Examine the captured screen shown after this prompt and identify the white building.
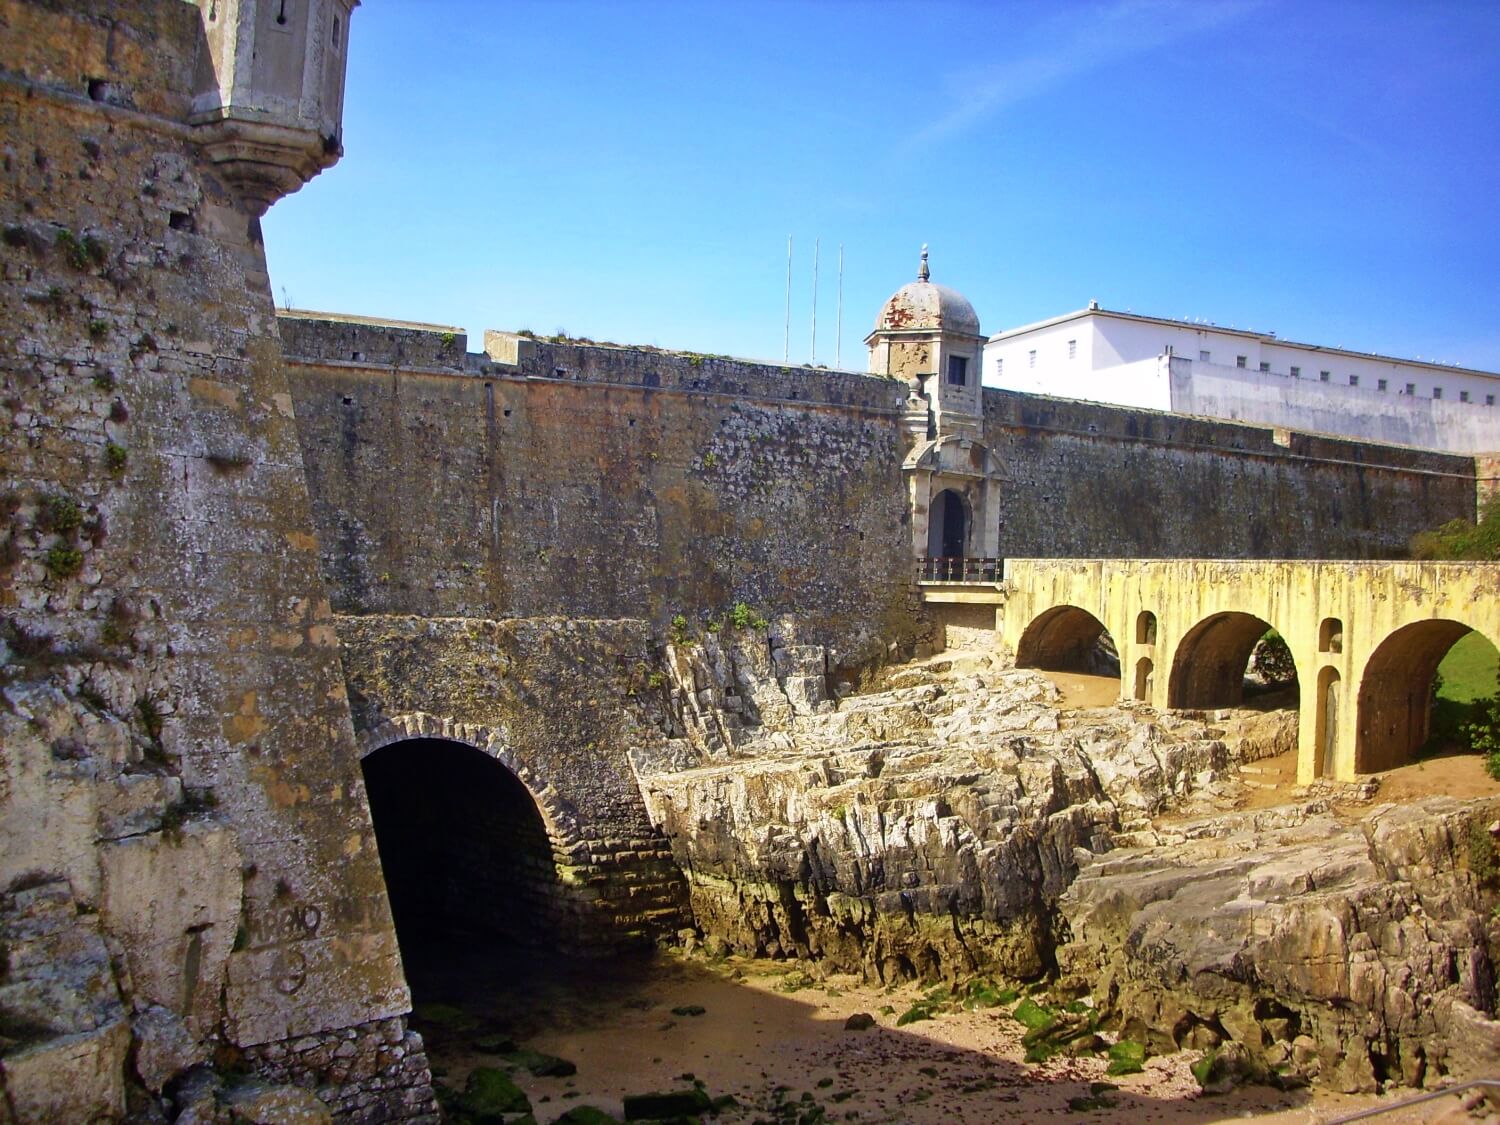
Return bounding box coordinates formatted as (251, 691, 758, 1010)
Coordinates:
(984, 304, 1500, 454)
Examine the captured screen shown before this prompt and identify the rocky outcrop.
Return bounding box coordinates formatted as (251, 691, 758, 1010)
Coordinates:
(637, 643, 1500, 1092)
(1058, 797, 1500, 1092)
(638, 648, 1271, 982)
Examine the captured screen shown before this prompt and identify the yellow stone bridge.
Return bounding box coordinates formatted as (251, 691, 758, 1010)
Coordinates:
(923, 559, 1500, 783)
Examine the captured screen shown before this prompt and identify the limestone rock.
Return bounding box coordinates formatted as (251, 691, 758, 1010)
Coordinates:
(222, 1081, 333, 1124)
(132, 1003, 207, 1094)
(0, 880, 130, 1121)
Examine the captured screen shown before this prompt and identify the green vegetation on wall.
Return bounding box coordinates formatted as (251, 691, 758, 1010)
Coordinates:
(1412, 495, 1500, 561)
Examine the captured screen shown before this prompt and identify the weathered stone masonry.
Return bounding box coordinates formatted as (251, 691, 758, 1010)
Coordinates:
(283, 317, 1479, 645)
(280, 317, 924, 672)
(0, 3, 433, 1119)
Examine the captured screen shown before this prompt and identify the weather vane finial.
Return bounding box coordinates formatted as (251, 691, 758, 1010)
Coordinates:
(918, 244, 930, 282)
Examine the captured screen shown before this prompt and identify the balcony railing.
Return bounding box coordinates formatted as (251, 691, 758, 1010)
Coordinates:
(917, 557, 1002, 584)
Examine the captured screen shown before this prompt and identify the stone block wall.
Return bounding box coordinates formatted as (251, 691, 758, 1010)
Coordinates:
(337, 614, 692, 952)
(283, 323, 922, 672)
(983, 389, 1476, 558)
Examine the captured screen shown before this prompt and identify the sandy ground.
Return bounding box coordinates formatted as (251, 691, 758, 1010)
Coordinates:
(1238, 746, 1500, 812)
(1037, 670, 1123, 710)
(1029, 667, 1500, 812)
(413, 951, 1472, 1124)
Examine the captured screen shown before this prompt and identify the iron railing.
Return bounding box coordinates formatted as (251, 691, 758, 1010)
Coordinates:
(917, 557, 1002, 584)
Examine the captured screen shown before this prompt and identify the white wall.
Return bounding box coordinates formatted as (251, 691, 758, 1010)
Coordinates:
(986, 319, 1095, 393)
(1169, 358, 1500, 454)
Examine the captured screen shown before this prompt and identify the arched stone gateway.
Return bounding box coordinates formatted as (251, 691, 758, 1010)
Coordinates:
(1015, 605, 1118, 676)
(928, 488, 969, 561)
(352, 709, 689, 958)
(1355, 619, 1486, 774)
(359, 712, 575, 845)
(362, 736, 566, 961)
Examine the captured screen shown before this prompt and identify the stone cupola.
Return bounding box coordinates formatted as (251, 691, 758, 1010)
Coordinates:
(866, 246, 985, 442)
(188, 0, 359, 215)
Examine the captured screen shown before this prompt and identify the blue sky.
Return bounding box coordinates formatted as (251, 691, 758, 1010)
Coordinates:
(263, 0, 1500, 375)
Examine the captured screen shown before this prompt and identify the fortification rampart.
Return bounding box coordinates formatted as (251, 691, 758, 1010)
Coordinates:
(983, 387, 1476, 558)
(0, 4, 431, 1119)
(282, 317, 922, 672)
(282, 316, 1480, 641)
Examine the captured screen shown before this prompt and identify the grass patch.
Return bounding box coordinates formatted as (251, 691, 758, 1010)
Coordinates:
(1439, 633, 1499, 704)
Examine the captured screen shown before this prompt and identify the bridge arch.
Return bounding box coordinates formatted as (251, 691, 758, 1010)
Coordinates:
(1015, 605, 1118, 675)
(1168, 611, 1297, 709)
(1354, 620, 1491, 774)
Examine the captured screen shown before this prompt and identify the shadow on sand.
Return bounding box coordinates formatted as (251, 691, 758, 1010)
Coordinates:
(403, 935, 1318, 1125)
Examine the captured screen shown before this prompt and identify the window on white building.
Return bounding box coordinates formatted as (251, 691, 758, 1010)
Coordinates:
(1488, 394, 1496, 407)
(1377, 378, 1388, 391)
(1290, 366, 1301, 378)
(1349, 375, 1359, 387)
(1199, 350, 1210, 362)
(1460, 390, 1471, 403)
(1068, 339, 1077, 359)
(1404, 382, 1416, 395)
(1236, 355, 1247, 368)
(1319, 371, 1331, 383)
(1433, 387, 1443, 400)
(1028, 350, 1036, 368)
(996, 358, 1004, 375)
(1258, 362, 1270, 372)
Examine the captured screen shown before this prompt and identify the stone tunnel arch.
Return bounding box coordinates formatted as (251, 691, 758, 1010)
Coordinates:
(1355, 619, 1491, 774)
(356, 714, 582, 996)
(1015, 605, 1119, 675)
(1169, 611, 1297, 709)
(361, 737, 567, 972)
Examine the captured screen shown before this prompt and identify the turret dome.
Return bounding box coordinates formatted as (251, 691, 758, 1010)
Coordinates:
(873, 246, 980, 337)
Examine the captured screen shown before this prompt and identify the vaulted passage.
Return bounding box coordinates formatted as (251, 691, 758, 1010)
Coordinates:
(1169, 612, 1296, 709)
(1015, 606, 1119, 675)
(1356, 620, 1485, 774)
(361, 738, 561, 970)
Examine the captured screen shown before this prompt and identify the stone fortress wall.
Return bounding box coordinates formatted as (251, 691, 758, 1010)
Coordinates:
(0, 3, 429, 1118)
(982, 390, 1476, 559)
(281, 316, 1480, 628)
(278, 316, 923, 672)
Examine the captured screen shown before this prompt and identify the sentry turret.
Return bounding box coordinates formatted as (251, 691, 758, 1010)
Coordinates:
(188, 0, 358, 215)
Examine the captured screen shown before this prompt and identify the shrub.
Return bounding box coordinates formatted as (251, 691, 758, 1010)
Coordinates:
(728, 601, 768, 631)
(1471, 698, 1500, 779)
(44, 545, 83, 577)
(104, 442, 127, 475)
(1412, 495, 1500, 561)
(40, 494, 83, 535)
(1252, 630, 1296, 685)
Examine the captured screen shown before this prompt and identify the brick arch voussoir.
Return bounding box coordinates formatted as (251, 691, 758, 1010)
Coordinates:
(356, 711, 580, 851)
